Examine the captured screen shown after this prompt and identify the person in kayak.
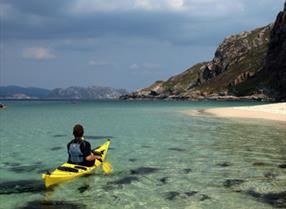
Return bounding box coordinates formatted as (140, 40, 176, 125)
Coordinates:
(67, 124, 102, 167)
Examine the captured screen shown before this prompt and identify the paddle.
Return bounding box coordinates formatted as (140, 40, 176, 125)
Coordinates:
(102, 161, 113, 174)
(92, 150, 113, 174)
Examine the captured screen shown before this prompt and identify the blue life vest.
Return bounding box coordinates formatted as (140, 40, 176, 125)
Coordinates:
(68, 142, 84, 163)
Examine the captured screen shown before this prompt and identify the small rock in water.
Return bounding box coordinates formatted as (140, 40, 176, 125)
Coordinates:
(217, 162, 231, 167)
(130, 167, 159, 175)
(78, 185, 90, 193)
(278, 164, 286, 169)
(17, 200, 86, 209)
(223, 179, 244, 188)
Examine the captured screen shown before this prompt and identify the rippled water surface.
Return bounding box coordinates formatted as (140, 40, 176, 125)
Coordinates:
(0, 101, 285, 209)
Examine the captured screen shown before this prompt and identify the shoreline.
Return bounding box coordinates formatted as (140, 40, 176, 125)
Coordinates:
(183, 102, 286, 122)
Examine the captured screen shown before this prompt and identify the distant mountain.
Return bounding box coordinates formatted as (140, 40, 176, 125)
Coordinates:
(0, 85, 50, 99)
(121, 4, 286, 101)
(0, 85, 128, 99)
(48, 86, 128, 99)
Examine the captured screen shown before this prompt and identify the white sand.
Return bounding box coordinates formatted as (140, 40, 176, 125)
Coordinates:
(183, 102, 286, 122)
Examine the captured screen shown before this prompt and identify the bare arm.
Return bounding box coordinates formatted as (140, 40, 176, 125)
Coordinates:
(85, 153, 102, 161)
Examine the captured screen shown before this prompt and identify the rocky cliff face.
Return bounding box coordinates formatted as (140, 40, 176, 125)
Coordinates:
(261, 3, 286, 99)
(121, 4, 285, 101)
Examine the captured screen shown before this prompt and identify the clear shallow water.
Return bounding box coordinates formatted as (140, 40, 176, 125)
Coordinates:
(0, 100, 285, 209)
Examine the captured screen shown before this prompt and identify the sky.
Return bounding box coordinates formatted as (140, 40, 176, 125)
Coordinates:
(0, 0, 284, 91)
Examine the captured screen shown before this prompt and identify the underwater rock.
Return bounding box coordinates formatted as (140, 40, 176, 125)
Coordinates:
(159, 177, 169, 184)
(165, 191, 180, 200)
(130, 167, 159, 175)
(185, 191, 198, 197)
(223, 179, 244, 188)
(53, 134, 67, 138)
(217, 162, 232, 167)
(200, 194, 211, 201)
(50, 146, 62, 151)
(142, 145, 151, 148)
(165, 191, 198, 200)
(9, 165, 39, 173)
(3, 162, 21, 166)
(264, 171, 278, 179)
(78, 185, 90, 193)
(247, 190, 286, 208)
(17, 200, 86, 209)
(253, 161, 268, 166)
(0, 180, 45, 194)
(168, 147, 186, 152)
(278, 164, 286, 168)
(36, 169, 54, 174)
(183, 168, 192, 174)
(110, 176, 139, 185)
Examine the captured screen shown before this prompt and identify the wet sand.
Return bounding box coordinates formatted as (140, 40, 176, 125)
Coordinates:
(184, 103, 286, 122)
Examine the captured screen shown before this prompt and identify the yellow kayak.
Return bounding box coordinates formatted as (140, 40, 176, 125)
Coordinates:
(42, 139, 111, 188)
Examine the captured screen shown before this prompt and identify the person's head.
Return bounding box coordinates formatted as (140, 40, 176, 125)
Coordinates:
(73, 124, 84, 138)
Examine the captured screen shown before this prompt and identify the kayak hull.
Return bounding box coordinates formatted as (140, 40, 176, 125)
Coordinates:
(42, 139, 110, 188)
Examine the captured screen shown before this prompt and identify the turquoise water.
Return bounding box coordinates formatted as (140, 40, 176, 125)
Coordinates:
(0, 101, 285, 209)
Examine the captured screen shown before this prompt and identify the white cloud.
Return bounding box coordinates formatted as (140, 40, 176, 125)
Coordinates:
(143, 62, 161, 69)
(69, 0, 245, 15)
(167, 0, 184, 10)
(129, 63, 140, 69)
(22, 47, 55, 60)
(88, 59, 111, 66)
(185, 0, 245, 17)
(0, 3, 12, 18)
(69, 0, 133, 13)
(70, 0, 187, 13)
(129, 62, 161, 70)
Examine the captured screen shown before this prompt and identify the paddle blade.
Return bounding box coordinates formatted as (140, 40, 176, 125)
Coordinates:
(102, 162, 113, 174)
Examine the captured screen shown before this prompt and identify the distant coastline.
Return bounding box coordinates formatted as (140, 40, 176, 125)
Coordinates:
(0, 85, 128, 100)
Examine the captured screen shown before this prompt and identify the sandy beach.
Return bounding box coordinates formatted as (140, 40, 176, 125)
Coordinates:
(183, 102, 286, 122)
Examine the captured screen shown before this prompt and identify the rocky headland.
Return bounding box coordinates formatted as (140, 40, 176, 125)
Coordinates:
(121, 4, 286, 101)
